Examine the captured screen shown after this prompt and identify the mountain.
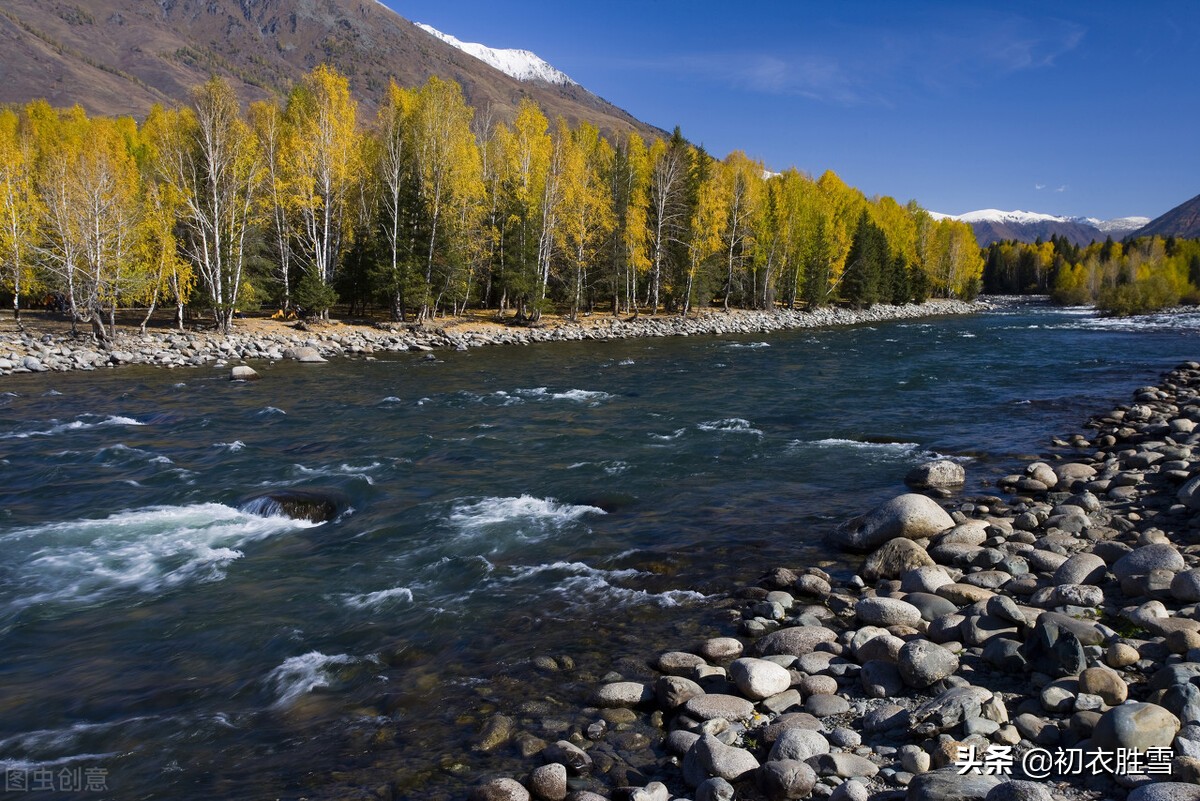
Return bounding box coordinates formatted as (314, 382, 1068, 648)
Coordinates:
(415, 23, 576, 87)
(0, 0, 661, 140)
(930, 209, 1150, 248)
(1133, 193, 1200, 240)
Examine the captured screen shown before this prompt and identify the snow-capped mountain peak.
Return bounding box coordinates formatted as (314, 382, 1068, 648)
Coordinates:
(931, 209, 1148, 234)
(416, 23, 577, 87)
(1086, 216, 1152, 234)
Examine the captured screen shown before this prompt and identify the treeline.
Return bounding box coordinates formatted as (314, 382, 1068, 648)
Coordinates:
(983, 234, 1200, 315)
(0, 66, 983, 334)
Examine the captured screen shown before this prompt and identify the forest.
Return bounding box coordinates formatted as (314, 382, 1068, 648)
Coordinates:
(0, 66, 984, 334)
(982, 234, 1200, 315)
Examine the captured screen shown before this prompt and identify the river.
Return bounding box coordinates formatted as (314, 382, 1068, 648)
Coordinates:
(0, 301, 1197, 799)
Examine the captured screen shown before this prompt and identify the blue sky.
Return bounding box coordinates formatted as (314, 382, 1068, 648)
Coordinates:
(381, 1, 1199, 221)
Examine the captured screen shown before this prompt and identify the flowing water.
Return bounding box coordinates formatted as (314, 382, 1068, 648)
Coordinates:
(1, 302, 1199, 799)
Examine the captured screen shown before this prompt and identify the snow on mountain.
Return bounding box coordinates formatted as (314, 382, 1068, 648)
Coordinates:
(929, 209, 1151, 247)
(1086, 216, 1152, 235)
(416, 23, 577, 86)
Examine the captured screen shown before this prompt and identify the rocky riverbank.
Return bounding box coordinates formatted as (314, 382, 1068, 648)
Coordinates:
(0, 300, 982, 376)
(465, 362, 1200, 801)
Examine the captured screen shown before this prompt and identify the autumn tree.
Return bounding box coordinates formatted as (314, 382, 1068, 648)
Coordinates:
(556, 121, 615, 320)
(605, 132, 650, 315)
(0, 108, 40, 326)
(374, 81, 418, 320)
(410, 76, 483, 320)
(646, 129, 690, 314)
(285, 65, 361, 316)
(718, 151, 763, 309)
(152, 77, 263, 333)
(681, 147, 723, 315)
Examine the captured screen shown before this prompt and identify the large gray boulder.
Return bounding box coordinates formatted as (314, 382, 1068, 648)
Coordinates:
(1091, 702, 1180, 753)
(835, 494, 955, 552)
(861, 538, 936, 582)
(730, 658, 792, 700)
(905, 460, 966, 489)
(283, 345, 327, 363)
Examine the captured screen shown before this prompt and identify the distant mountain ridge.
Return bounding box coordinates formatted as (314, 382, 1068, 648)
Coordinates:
(930, 209, 1150, 247)
(0, 0, 661, 140)
(1133, 193, 1200, 240)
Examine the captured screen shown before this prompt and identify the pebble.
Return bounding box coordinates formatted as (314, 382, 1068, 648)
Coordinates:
(468, 361, 1200, 801)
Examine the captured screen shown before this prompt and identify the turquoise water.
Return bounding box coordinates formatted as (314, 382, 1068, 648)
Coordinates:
(0, 302, 1197, 799)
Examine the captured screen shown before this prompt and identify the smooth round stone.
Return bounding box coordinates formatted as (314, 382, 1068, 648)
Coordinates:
(901, 565, 954, 594)
(1113, 544, 1186, 580)
(769, 727, 831, 761)
(1092, 702, 1181, 753)
(760, 713, 824, 743)
(1172, 569, 1200, 602)
(856, 597, 923, 628)
(699, 637, 744, 662)
(529, 763, 567, 801)
(836, 493, 955, 552)
(684, 693, 756, 722)
(984, 779, 1054, 801)
(799, 674, 838, 696)
(659, 651, 707, 675)
(830, 779, 871, 801)
(1127, 784, 1200, 801)
(729, 657, 792, 700)
(905, 592, 959, 622)
(755, 626, 837, 657)
(804, 693, 851, 717)
(758, 759, 818, 800)
(937, 583, 995, 605)
(229, 365, 259, 380)
(471, 777, 531, 801)
(795, 574, 832, 597)
(828, 726, 861, 748)
(906, 460, 966, 489)
(695, 777, 735, 801)
(1078, 667, 1128, 706)
(592, 681, 652, 708)
(1105, 642, 1141, 669)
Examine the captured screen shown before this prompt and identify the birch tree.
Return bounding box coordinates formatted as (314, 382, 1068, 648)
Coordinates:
(285, 65, 360, 316)
(556, 121, 615, 320)
(0, 108, 40, 327)
(410, 76, 483, 320)
(152, 77, 262, 333)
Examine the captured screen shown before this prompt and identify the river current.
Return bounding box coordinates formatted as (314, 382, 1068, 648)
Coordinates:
(1, 302, 1198, 799)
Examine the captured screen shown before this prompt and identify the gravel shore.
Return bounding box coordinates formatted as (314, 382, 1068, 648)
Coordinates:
(0, 300, 982, 377)
(466, 361, 1200, 801)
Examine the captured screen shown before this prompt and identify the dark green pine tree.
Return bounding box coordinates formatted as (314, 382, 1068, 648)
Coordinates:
(842, 210, 887, 308)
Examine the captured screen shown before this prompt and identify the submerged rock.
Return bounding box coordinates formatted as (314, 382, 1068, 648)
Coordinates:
(238, 488, 347, 523)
